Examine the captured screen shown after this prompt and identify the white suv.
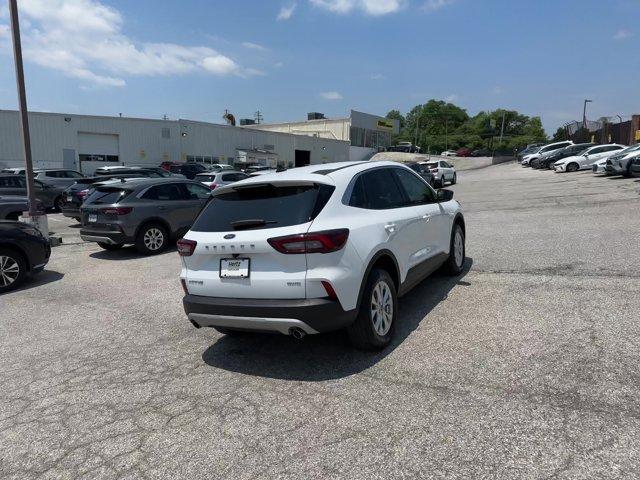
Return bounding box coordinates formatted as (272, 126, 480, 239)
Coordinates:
(178, 161, 466, 350)
(423, 160, 457, 187)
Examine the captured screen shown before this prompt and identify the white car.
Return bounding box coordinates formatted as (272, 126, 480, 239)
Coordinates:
(195, 171, 248, 190)
(603, 144, 640, 176)
(441, 150, 457, 157)
(554, 144, 626, 172)
(592, 158, 608, 174)
(178, 161, 466, 350)
(522, 141, 573, 166)
(422, 160, 456, 187)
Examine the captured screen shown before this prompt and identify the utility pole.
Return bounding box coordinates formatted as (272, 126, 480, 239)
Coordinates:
(445, 117, 449, 151)
(8, 0, 38, 218)
(499, 111, 506, 144)
(582, 99, 592, 142)
(254, 110, 263, 124)
(414, 116, 420, 148)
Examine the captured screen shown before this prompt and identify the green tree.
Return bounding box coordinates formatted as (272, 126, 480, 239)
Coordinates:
(552, 127, 566, 141)
(385, 109, 405, 129)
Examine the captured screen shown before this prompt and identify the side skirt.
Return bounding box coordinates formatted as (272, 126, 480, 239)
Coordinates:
(398, 252, 449, 297)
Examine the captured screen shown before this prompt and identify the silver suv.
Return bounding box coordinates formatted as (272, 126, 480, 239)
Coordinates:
(79, 178, 211, 254)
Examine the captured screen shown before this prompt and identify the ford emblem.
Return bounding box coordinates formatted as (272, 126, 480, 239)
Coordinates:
(224, 234, 236, 239)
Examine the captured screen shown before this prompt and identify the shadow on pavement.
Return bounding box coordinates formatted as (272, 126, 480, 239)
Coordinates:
(201, 258, 473, 381)
(11, 270, 64, 293)
(89, 245, 177, 260)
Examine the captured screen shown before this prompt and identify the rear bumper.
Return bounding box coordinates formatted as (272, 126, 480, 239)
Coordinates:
(183, 294, 357, 335)
(80, 228, 131, 245)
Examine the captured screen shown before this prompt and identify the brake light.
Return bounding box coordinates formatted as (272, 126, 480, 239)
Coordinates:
(209, 183, 218, 190)
(77, 189, 89, 199)
(102, 207, 133, 215)
(268, 229, 349, 254)
(177, 238, 197, 256)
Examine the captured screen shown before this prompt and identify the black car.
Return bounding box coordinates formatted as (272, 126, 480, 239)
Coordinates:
(470, 149, 492, 157)
(169, 163, 207, 179)
(0, 221, 50, 292)
(537, 143, 596, 170)
(61, 173, 149, 221)
(406, 162, 436, 187)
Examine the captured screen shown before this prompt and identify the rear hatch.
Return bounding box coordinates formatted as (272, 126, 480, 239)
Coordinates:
(182, 181, 334, 299)
(81, 186, 133, 227)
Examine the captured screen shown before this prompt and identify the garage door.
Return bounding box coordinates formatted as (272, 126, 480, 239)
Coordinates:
(78, 133, 120, 175)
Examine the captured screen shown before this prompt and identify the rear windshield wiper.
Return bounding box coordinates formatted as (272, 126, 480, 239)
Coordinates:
(229, 219, 277, 230)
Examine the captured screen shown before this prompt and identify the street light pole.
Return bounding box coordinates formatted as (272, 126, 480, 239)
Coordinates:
(8, 0, 38, 217)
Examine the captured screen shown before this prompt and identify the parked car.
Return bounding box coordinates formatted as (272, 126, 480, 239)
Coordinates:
(471, 149, 492, 157)
(159, 161, 184, 172)
(422, 160, 456, 187)
(244, 165, 275, 174)
(178, 160, 466, 349)
(554, 144, 626, 172)
(60, 174, 148, 221)
(94, 166, 165, 178)
(123, 166, 185, 178)
(440, 150, 457, 157)
(522, 141, 573, 166)
(248, 169, 279, 177)
(33, 169, 85, 188)
(604, 144, 640, 176)
(0, 196, 45, 220)
(630, 156, 640, 177)
(195, 171, 249, 190)
(0, 174, 65, 211)
(168, 163, 208, 179)
(0, 220, 51, 292)
(204, 164, 235, 173)
(0, 167, 26, 175)
(406, 162, 435, 187)
(592, 158, 608, 174)
(79, 178, 211, 254)
(534, 143, 595, 169)
(517, 145, 542, 163)
(456, 148, 471, 157)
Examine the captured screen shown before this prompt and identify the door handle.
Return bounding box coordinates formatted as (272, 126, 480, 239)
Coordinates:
(384, 224, 396, 233)
(421, 214, 431, 222)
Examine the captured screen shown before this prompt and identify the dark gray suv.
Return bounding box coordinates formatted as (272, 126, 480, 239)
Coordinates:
(79, 178, 211, 254)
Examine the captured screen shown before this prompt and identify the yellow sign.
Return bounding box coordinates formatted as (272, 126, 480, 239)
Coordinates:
(635, 130, 640, 141)
(139, 149, 146, 159)
(376, 119, 394, 131)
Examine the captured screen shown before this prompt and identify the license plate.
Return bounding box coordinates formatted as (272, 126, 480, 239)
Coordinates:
(67, 196, 73, 202)
(88, 214, 97, 223)
(220, 258, 250, 278)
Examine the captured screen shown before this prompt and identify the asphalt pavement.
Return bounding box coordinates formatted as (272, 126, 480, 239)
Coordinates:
(1, 163, 639, 479)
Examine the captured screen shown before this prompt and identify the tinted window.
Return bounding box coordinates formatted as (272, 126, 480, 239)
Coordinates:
(191, 184, 335, 232)
(393, 169, 437, 205)
(142, 183, 184, 200)
(196, 174, 216, 182)
(85, 188, 131, 205)
(351, 169, 405, 210)
(0, 177, 23, 188)
(184, 183, 210, 199)
(45, 171, 62, 178)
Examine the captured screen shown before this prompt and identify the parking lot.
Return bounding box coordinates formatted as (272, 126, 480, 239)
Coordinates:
(2, 162, 640, 479)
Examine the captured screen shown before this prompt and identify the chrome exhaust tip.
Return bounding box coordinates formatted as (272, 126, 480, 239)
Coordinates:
(289, 327, 306, 340)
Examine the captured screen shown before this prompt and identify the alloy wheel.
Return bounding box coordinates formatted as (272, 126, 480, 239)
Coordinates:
(370, 280, 393, 336)
(0, 255, 20, 288)
(143, 228, 165, 251)
(454, 230, 464, 268)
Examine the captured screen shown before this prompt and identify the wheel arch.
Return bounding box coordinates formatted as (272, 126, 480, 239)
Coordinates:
(134, 217, 172, 240)
(0, 241, 30, 272)
(355, 249, 401, 311)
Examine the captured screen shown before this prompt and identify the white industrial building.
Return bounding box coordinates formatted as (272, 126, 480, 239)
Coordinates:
(0, 110, 350, 175)
(247, 110, 400, 161)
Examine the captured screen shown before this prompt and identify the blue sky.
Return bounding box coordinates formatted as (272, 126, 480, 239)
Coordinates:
(0, 0, 638, 134)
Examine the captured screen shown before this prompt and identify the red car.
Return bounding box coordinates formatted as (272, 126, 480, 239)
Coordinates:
(159, 161, 183, 171)
(456, 148, 471, 157)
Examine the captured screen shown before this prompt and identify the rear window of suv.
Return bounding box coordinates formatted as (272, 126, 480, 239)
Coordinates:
(191, 183, 335, 232)
(84, 187, 131, 205)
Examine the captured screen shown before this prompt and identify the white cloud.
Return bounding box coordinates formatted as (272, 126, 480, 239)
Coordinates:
(242, 41, 268, 51)
(613, 29, 633, 40)
(422, 0, 456, 12)
(321, 91, 343, 100)
(371, 73, 384, 80)
(445, 94, 459, 102)
(277, 3, 297, 20)
(0, 0, 250, 87)
(310, 0, 405, 16)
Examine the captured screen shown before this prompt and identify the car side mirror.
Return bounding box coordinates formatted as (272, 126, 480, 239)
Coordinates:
(437, 189, 454, 202)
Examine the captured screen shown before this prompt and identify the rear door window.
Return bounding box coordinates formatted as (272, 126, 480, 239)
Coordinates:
(349, 168, 405, 210)
(191, 183, 335, 232)
(142, 183, 185, 201)
(392, 169, 437, 205)
(183, 183, 210, 199)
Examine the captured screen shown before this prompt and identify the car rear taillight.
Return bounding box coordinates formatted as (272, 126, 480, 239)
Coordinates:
(268, 229, 349, 254)
(77, 189, 89, 199)
(102, 207, 133, 215)
(177, 238, 197, 256)
(209, 183, 218, 190)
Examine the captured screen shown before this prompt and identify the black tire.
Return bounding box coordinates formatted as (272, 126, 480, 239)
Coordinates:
(623, 163, 633, 178)
(566, 163, 579, 173)
(6, 212, 20, 221)
(347, 268, 397, 350)
(73, 217, 81, 223)
(97, 242, 124, 251)
(451, 173, 457, 185)
(53, 196, 64, 212)
(0, 248, 27, 293)
(135, 223, 169, 255)
(442, 223, 465, 276)
(436, 178, 444, 188)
